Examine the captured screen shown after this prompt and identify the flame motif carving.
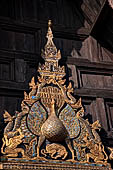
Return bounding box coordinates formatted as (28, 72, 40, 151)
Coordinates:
(1, 20, 112, 168)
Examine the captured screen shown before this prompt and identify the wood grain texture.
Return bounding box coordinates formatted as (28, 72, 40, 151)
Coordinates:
(0, 0, 113, 156)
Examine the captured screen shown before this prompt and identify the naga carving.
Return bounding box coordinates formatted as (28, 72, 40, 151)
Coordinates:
(0, 20, 111, 168)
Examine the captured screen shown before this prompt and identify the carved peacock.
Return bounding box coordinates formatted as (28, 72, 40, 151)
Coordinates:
(1, 20, 110, 166)
(25, 20, 83, 161)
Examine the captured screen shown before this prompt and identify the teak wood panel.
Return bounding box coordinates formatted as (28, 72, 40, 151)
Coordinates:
(0, 0, 113, 151)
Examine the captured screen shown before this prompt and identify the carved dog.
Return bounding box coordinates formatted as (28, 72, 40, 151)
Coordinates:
(41, 143, 68, 160)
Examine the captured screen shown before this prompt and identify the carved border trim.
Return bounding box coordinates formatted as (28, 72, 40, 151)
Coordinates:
(0, 162, 111, 170)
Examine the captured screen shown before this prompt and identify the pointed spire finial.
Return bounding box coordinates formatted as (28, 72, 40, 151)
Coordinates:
(46, 20, 53, 40)
(38, 20, 66, 81)
(44, 20, 58, 60)
(48, 20, 52, 28)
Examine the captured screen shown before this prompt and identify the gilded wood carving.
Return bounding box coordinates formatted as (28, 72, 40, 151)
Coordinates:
(1, 20, 112, 168)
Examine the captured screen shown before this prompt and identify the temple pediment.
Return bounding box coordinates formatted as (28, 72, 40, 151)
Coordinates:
(0, 20, 112, 170)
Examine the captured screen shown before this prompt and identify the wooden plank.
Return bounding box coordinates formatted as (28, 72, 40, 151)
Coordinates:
(75, 88, 113, 99)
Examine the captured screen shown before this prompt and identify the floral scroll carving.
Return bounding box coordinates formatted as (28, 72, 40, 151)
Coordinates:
(1, 20, 112, 168)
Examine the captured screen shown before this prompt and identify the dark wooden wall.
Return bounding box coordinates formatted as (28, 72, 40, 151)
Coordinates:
(0, 0, 113, 153)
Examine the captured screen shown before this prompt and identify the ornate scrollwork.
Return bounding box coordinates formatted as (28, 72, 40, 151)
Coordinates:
(83, 132, 108, 164)
(2, 128, 27, 158)
(1, 20, 111, 168)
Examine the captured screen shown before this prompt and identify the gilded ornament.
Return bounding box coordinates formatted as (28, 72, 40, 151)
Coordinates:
(41, 143, 68, 160)
(0, 20, 111, 169)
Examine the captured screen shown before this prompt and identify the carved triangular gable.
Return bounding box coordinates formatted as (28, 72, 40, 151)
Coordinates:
(0, 20, 112, 170)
